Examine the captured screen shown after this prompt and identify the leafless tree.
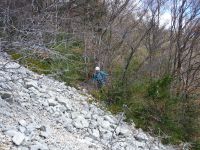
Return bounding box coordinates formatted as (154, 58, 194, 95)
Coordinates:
(168, 0, 200, 97)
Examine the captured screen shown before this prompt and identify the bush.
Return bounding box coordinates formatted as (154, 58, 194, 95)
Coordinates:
(147, 75, 173, 100)
(8, 40, 85, 86)
(92, 73, 189, 145)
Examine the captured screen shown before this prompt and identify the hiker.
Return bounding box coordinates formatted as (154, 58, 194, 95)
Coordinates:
(92, 66, 108, 89)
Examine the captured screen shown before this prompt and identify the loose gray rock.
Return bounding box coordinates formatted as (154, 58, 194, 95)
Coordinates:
(104, 115, 116, 124)
(1, 92, 12, 99)
(102, 130, 113, 141)
(64, 124, 76, 133)
(4, 129, 19, 137)
(91, 129, 100, 139)
(26, 123, 36, 133)
(48, 98, 57, 106)
(17, 146, 29, 150)
(73, 116, 89, 129)
(89, 120, 98, 128)
(99, 120, 111, 129)
(63, 118, 73, 125)
(134, 132, 149, 142)
(30, 142, 49, 150)
(40, 131, 49, 138)
(25, 81, 38, 89)
(12, 132, 25, 145)
(19, 120, 27, 126)
(116, 126, 130, 137)
(0, 92, 13, 103)
(19, 126, 26, 133)
(55, 97, 72, 111)
(71, 112, 81, 119)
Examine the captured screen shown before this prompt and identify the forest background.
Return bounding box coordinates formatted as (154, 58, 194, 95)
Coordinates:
(0, 0, 200, 149)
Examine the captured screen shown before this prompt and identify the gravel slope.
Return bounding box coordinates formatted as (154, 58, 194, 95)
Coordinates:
(0, 52, 176, 150)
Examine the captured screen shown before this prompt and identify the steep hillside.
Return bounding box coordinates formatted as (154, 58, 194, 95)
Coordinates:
(0, 52, 177, 150)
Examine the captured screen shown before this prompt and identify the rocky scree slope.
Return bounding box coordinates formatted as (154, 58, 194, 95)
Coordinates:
(0, 52, 175, 150)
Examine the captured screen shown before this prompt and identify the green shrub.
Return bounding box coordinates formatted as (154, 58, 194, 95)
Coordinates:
(8, 39, 85, 85)
(193, 141, 200, 150)
(93, 73, 189, 145)
(147, 75, 173, 100)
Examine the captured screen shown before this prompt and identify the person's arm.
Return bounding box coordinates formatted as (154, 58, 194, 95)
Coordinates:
(101, 71, 109, 76)
(92, 73, 97, 81)
(100, 71, 108, 83)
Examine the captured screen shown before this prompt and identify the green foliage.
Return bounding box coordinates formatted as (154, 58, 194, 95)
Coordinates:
(24, 57, 51, 74)
(11, 53, 22, 60)
(50, 41, 85, 85)
(9, 39, 85, 86)
(10, 51, 51, 74)
(193, 141, 200, 150)
(92, 72, 193, 146)
(147, 75, 173, 100)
